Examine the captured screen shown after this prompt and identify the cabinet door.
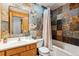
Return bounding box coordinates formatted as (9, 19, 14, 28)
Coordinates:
(20, 49, 37, 56)
(30, 44, 37, 49)
(20, 51, 31, 56)
(0, 51, 5, 56)
(30, 48, 37, 56)
(6, 46, 25, 56)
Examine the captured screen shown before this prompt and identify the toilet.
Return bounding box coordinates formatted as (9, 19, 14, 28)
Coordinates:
(37, 39, 50, 56)
(39, 47, 50, 56)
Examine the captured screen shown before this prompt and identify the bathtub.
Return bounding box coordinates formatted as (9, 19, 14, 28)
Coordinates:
(52, 45, 72, 56)
(37, 39, 79, 56)
(52, 40, 79, 56)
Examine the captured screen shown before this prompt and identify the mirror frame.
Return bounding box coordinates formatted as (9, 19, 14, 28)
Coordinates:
(8, 6, 29, 36)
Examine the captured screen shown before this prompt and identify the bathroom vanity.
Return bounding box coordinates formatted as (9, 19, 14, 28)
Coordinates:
(0, 38, 43, 56)
(0, 43, 37, 56)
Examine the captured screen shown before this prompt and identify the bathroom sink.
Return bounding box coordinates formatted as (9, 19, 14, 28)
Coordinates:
(6, 38, 19, 44)
(2, 37, 34, 44)
(20, 37, 34, 42)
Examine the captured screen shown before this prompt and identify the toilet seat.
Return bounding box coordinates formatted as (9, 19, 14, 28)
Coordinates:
(38, 47, 50, 56)
(39, 47, 49, 53)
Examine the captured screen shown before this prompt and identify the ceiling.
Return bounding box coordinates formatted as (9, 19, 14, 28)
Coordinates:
(38, 3, 65, 10)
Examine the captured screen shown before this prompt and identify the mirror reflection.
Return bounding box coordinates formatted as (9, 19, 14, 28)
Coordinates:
(12, 16, 22, 35)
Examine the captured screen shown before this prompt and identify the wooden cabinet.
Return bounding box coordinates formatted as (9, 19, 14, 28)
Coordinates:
(6, 46, 25, 56)
(25, 45, 30, 50)
(20, 50, 32, 56)
(11, 53, 20, 56)
(0, 51, 5, 56)
(20, 48, 37, 56)
(30, 48, 37, 56)
(0, 43, 37, 56)
(30, 44, 37, 49)
(20, 43, 37, 56)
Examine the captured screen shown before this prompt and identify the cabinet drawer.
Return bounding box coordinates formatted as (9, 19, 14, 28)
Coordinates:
(6, 46, 25, 56)
(30, 44, 36, 49)
(0, 51, 5, 56)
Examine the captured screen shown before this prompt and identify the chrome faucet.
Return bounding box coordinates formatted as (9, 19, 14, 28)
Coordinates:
(18, 38, 20, 41)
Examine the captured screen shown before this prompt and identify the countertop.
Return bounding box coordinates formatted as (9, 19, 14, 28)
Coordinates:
(0, 38, 43, 51)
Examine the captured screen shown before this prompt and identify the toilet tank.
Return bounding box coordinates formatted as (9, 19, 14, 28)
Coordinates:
(37, 39, 44, 48)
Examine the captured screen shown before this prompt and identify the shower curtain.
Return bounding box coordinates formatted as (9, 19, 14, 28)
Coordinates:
(43, 8, 52, 50)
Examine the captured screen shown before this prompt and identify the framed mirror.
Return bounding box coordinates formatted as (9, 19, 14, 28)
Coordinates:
(9, 6, 29, 37)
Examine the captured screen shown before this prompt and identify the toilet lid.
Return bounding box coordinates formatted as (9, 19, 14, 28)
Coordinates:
(39, 47, 49, 53)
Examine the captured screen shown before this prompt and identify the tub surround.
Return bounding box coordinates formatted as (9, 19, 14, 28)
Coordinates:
(0, 37, 43, 56)
(52, 4, 79, 46)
